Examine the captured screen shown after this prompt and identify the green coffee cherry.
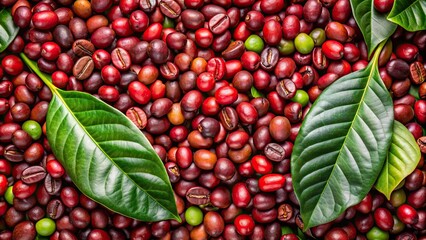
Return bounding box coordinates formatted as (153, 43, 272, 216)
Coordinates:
(294, 33, 315, 54)
(36, 218, 56, 236)
(185, 206, 203, 226)
(278, 39, 295, 56)
(366, 226, 389, 240)
(163, 17, 175, 28)
(291, 90, 309, 107)
(5, 186, 14, 205)
(22, 120, 42, 140)
(390, 188, 406, 208)
(310, 28, 326, 46)
(245, 35, 264, 54)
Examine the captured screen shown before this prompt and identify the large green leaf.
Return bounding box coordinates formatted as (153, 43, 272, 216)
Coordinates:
(375, 121, 421, 199)
(350, 0, 397, 57)
(387, 0, 426, 31)
(0, 8, 19, 53)
(291, 43, 394, 230)
(20, 53, 180, 222)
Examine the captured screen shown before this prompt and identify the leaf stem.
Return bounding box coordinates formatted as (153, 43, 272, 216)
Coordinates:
(19, 53, 58, 93)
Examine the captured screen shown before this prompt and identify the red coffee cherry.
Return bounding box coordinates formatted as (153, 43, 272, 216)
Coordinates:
(234, 214, 255, 236)
(397, 204, 419, 225)
(374, 0, 394, 13)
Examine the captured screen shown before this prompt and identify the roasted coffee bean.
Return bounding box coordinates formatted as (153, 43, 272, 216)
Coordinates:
(417, 136, 426, 153)
(409, 61, 426, 84)
(21, 166, 46, 184)
(264, 143, 286, 162)
(47, 199, 65, 219)
(278, 203, 293, 222)
(222, 40, 245, 60)
(111, 47, 132, 71)
(260, 47, 279, 71)
(140, 0, 157, 12)
(186, 186, 210, 205)
(44, 174, 62, 195)
(72, 39, 95, 57)
(73, 56, 95, 80)
(276, 79, 297, 99)
(159, 0, 181, 18)
(4, 145, 24, 162)
(209, 13, 230, 35)
(219, 107, 239, 131)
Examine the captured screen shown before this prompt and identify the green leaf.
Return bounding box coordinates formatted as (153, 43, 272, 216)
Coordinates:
(387, 0, 426, 31)
(350, 0, 397, 57)
(250, 86, 264, 98)
(0, 8, 19, 53)
(20, 53, 180, 222)
(291, 42, 394, 230)
(375, 121, 421, 199)
(409, 85, 420, 100)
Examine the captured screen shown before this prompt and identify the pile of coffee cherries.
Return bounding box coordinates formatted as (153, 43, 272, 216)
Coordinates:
(0, 0, 425, 238)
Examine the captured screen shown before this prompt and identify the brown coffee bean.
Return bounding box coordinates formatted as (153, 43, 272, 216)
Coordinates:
(4, 145, 24, 162)
(264, 143, 286, 162)
(159, 0, 181, 18)
(209, 13, 230, 35)
(260, 47, 279, 71)
(111, 47, 132, 71)
(313, 47, 328, 70)
(221, 40, 245, 60)
(47, 199, 65, 219)
(278, 203, 293, 222)
(126, 107, 147, 129)
(276, 79, 296, 99)
(21, 166, 46, 184)
(417, 136, 426, 154)
(160, 62, 179, 81)
(72, 39, 95, 57)
(219, 107, 239, 131)
(44, 174, 62, 195)
(186, 186, 210, 205)
(73, 56, 94, 80)
(409, 61, 426, 85)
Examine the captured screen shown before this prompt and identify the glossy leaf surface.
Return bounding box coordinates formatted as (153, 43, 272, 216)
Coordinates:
(375, 121, 421, 199)
(21, 54, 180, 222)
(291, 45, 394, 230)
(251, 86, 264, 98)
(350, 0, 397, 56)
(387, 0, 426, 31)
(0, 8, 19, 53)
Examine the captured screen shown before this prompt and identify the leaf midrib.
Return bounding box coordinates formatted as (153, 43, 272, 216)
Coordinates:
(305, 53, 381, 229)
(20, 53, 178, 220)
(388, 0, 420, 19)
(52, 91, 177, 219)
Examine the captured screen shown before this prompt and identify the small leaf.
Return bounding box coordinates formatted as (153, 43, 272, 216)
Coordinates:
(409, 85, 420, 100)
(375, 121, 421, 199)
(350, 0, 397, 56)
(291, 42, 394, 230)
(20, 54, 180, 222)
(251, 86, 264, 98)
(387, 0, 426, 31)
(0, 8, 19, 53)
